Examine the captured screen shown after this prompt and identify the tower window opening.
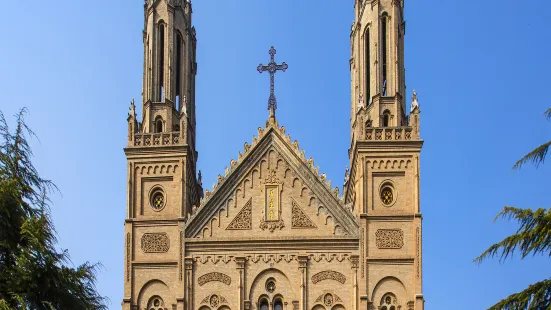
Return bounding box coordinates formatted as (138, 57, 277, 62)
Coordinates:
(381, 14, 388, 96)
(259, 299, 269, 310)
(176, 33, 183, 110)
(158, 23, 165, 102)
(365, 28, 371, 104)
(155, 116, 163, 133)
(383, 110, 390, 127)
(274, 299, 283, 310)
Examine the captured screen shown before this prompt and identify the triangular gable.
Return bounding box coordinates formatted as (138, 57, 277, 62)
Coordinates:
(184, 119, 359, 238)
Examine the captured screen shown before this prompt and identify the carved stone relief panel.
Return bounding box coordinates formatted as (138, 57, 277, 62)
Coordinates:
(197, 272, 232, 286)
(375, 229, 404, 249)
(291, 200, 317, 228)
(141, 233, 170, 253)
(311, 270, 346, 284)
(226, 199, 252, 230)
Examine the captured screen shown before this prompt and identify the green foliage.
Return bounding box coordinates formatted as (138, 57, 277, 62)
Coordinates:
(476, 107, 551, 309)
(0, 109, 107, 309)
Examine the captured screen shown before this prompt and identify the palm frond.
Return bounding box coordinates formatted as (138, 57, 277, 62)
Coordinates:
(474, 207, 551, 264)
(545, 107, 551, 120)
(512, 140, 551, 170)
(488, 278, 551, 310)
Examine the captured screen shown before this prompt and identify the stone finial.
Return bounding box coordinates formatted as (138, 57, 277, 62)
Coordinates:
(410, 89, 420, 113)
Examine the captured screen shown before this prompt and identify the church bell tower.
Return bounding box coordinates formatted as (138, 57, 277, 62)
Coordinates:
(346, 0, 424, 309)
(123, 0, 201, 309)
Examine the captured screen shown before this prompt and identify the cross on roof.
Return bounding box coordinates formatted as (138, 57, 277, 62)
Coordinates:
(257, 46, 288, 115)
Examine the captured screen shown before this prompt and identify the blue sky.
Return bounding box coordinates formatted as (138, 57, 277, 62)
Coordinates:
(1, 0, 551, 309)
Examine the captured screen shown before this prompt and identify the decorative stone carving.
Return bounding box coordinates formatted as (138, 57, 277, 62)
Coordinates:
(291, 200, 317, 228)
(264, 169, 283, 184)
(311, 270, 346, 284)
(200, 294, 228, 306)
(141, 233, 170, 253)
(375, 229, 404, 249)
(260, 217, 285, 232)
(324, 294, 333, 306)
(226, 199, 252, 230)
(315, 293, 342, 305)
(198, 272, 231, 286)
(210, 295, 219, 307)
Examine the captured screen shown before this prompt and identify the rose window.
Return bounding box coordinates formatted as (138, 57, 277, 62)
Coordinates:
(148, 296, 165, 310)
(150, 189, 166, 211)
(324, 294, 333, 307)
(266, 279, 276, 293)
(381, 187, 394, 206)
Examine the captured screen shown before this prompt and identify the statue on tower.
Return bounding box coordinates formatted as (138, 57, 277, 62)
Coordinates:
(410, 90, 420, 113)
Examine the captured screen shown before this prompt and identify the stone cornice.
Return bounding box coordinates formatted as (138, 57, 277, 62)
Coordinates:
(360, 213, 422, 221)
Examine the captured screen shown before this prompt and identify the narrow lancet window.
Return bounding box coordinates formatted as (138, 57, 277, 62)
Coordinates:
(158, 23, 165, 102)
(176, 33, 182, 110)
(365, 28, 371, 104)
(155, 117, 163, 133)
(381, 14, 388, 96)
(383, 110, 390, 127)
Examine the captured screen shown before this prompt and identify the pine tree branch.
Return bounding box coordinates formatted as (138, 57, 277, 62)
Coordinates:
(488, 278, 551, 310)
(474, 207, 551, 264)
(512, 140, 551, 170)
(545, 107, 551, 120)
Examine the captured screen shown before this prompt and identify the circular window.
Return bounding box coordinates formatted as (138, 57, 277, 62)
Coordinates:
(266, 279, 276, 293)
(324, 294, 333, 306)
(150, 188, 166, 211)
(379, 182, 396, 207)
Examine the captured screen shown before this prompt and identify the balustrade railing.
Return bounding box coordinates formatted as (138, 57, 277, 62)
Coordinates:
(131, 132, 182, 147)
(364, 127, 413, 141)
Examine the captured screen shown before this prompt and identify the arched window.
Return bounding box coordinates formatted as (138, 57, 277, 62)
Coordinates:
(155, 116, 163, 133)
(383, 110, 390, 127)
(381, 13, 388, 96)
(175, 32, 183, 110)
(147, 296, 165, 310)
(380, 294, 398, 310)
(158, 23, 165, 102)
(364, 28, 371, 104)
(274, 299, 283, 310)
(259, 299, 269, 310)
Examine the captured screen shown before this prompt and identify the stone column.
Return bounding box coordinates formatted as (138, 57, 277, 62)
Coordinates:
(184, 257, 194, 310)
(236, 257, 246, 310)
(298, 255, 308, 310)
(350, 255, 359, 310)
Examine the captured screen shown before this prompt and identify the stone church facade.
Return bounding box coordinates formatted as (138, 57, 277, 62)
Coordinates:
(123, 1, 424, 310)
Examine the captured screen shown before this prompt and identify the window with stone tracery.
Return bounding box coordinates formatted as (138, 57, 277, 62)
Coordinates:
(147, 296, 166, 310)
(380, 293, 398, 310)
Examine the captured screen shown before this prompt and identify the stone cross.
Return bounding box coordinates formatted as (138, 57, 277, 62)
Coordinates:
(257, 46, 288, 113)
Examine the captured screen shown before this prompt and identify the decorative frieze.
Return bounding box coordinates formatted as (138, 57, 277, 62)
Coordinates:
(375, 229, 404, 249)
(141, 233, 170, 253)
(311, 270, 346, 284)
(197, 272, 231, 286)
